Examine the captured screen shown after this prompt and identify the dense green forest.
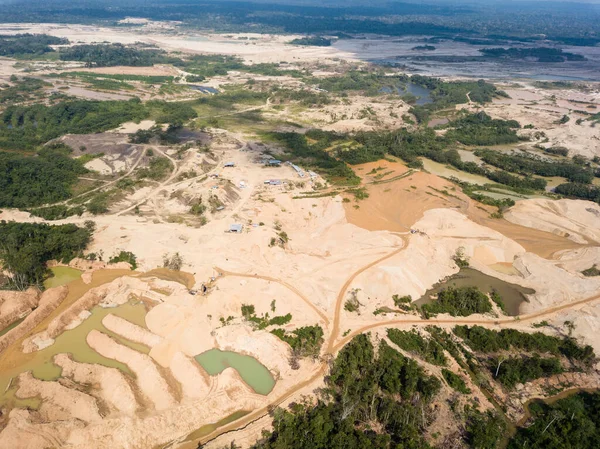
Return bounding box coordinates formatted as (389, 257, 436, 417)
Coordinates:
(59, 43, 179, 67)
(0, 98, 147, 150)
(508, 391, 600, 449)
(444, 112, 520, 146)
(0, 221, 92, 289)
(252, 334, 441, 449)
(251, 332, 507, 449)
(0, 98, 197, 151)
(0, 147, 87, 208)
(0, 33, 67, 56)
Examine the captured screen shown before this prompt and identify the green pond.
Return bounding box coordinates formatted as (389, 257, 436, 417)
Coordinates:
(183, 410, 250, 442)
(44, 266, 83, 289)
(415, 267, 535, 316)
(0, 317, 26, 338)
(0, 300, 148, 408)
(194, 349, 275, 395)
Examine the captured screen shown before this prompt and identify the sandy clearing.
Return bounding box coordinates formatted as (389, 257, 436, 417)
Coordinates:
(87, 330, 177, 411)
(16, 372, 102, 423)
(54, 353, 139, 415)
(505, 198, 600, 245)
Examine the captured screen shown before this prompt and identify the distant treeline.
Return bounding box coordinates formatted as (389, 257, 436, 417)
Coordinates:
(59, 43, 179, 67)
(480, 47, 586, 63)
(289, 36, 331, 46)
(0, 33, 67, 56)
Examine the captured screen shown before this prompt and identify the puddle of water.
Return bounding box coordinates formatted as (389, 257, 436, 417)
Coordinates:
(428, 117, 449, 128)
(415, 267, 535, 316)
(139, 268, 196, 289)
(0, 299, 148, 407)
(194, 349, 275, 395)
(488, 262, 520, 276)
(44, 266, 83, 289)
(421, 158, 490, 185)
(0, 317, 26, 338)
(183, 410, 249, 442)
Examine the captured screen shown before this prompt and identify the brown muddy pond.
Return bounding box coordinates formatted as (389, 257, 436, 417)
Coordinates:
(415, 268, 535, 316)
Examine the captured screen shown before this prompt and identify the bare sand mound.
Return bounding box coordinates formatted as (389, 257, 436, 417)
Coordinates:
(0, 288, 39, 330)
(54, 353, 139, 415)
(504, 199, 600, 245)
(0, 286, 67, 354)
(16, 372, 102, 423)
(344, 169, 468, 232)
(169, 352, 211, 401)
(87, 330, 177, 411)
(102, 314, 162, 348)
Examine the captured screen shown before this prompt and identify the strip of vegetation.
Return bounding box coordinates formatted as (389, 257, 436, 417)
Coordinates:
(480, 47, 586, 62)
(0, 221, 92, 289)
(270, 325, 324, 359)
(0, 77, 49, 105)
(60, 72, 175, 84)
(421, 286, 493, 317)
(289, 36, 331, 46)
(554, 182, 600, 203)
(108, 251, 137, 270)
(444, 111, 520, 146)
(476, 149, 595, 184)
(386, 328, 448, 366)
(492, 355, 563, 388)
(241, 304, 292, 330)
(453, 325, 596, 366)
(442, 368, 471, 393)
(28, 204, 85, 220)
(59, 43, 179, 67)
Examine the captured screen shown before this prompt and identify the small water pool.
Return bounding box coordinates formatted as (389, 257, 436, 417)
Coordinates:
(44, 267, 83, 289)
(415, 267, 535, 316)
(194, 349, 275, 395)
